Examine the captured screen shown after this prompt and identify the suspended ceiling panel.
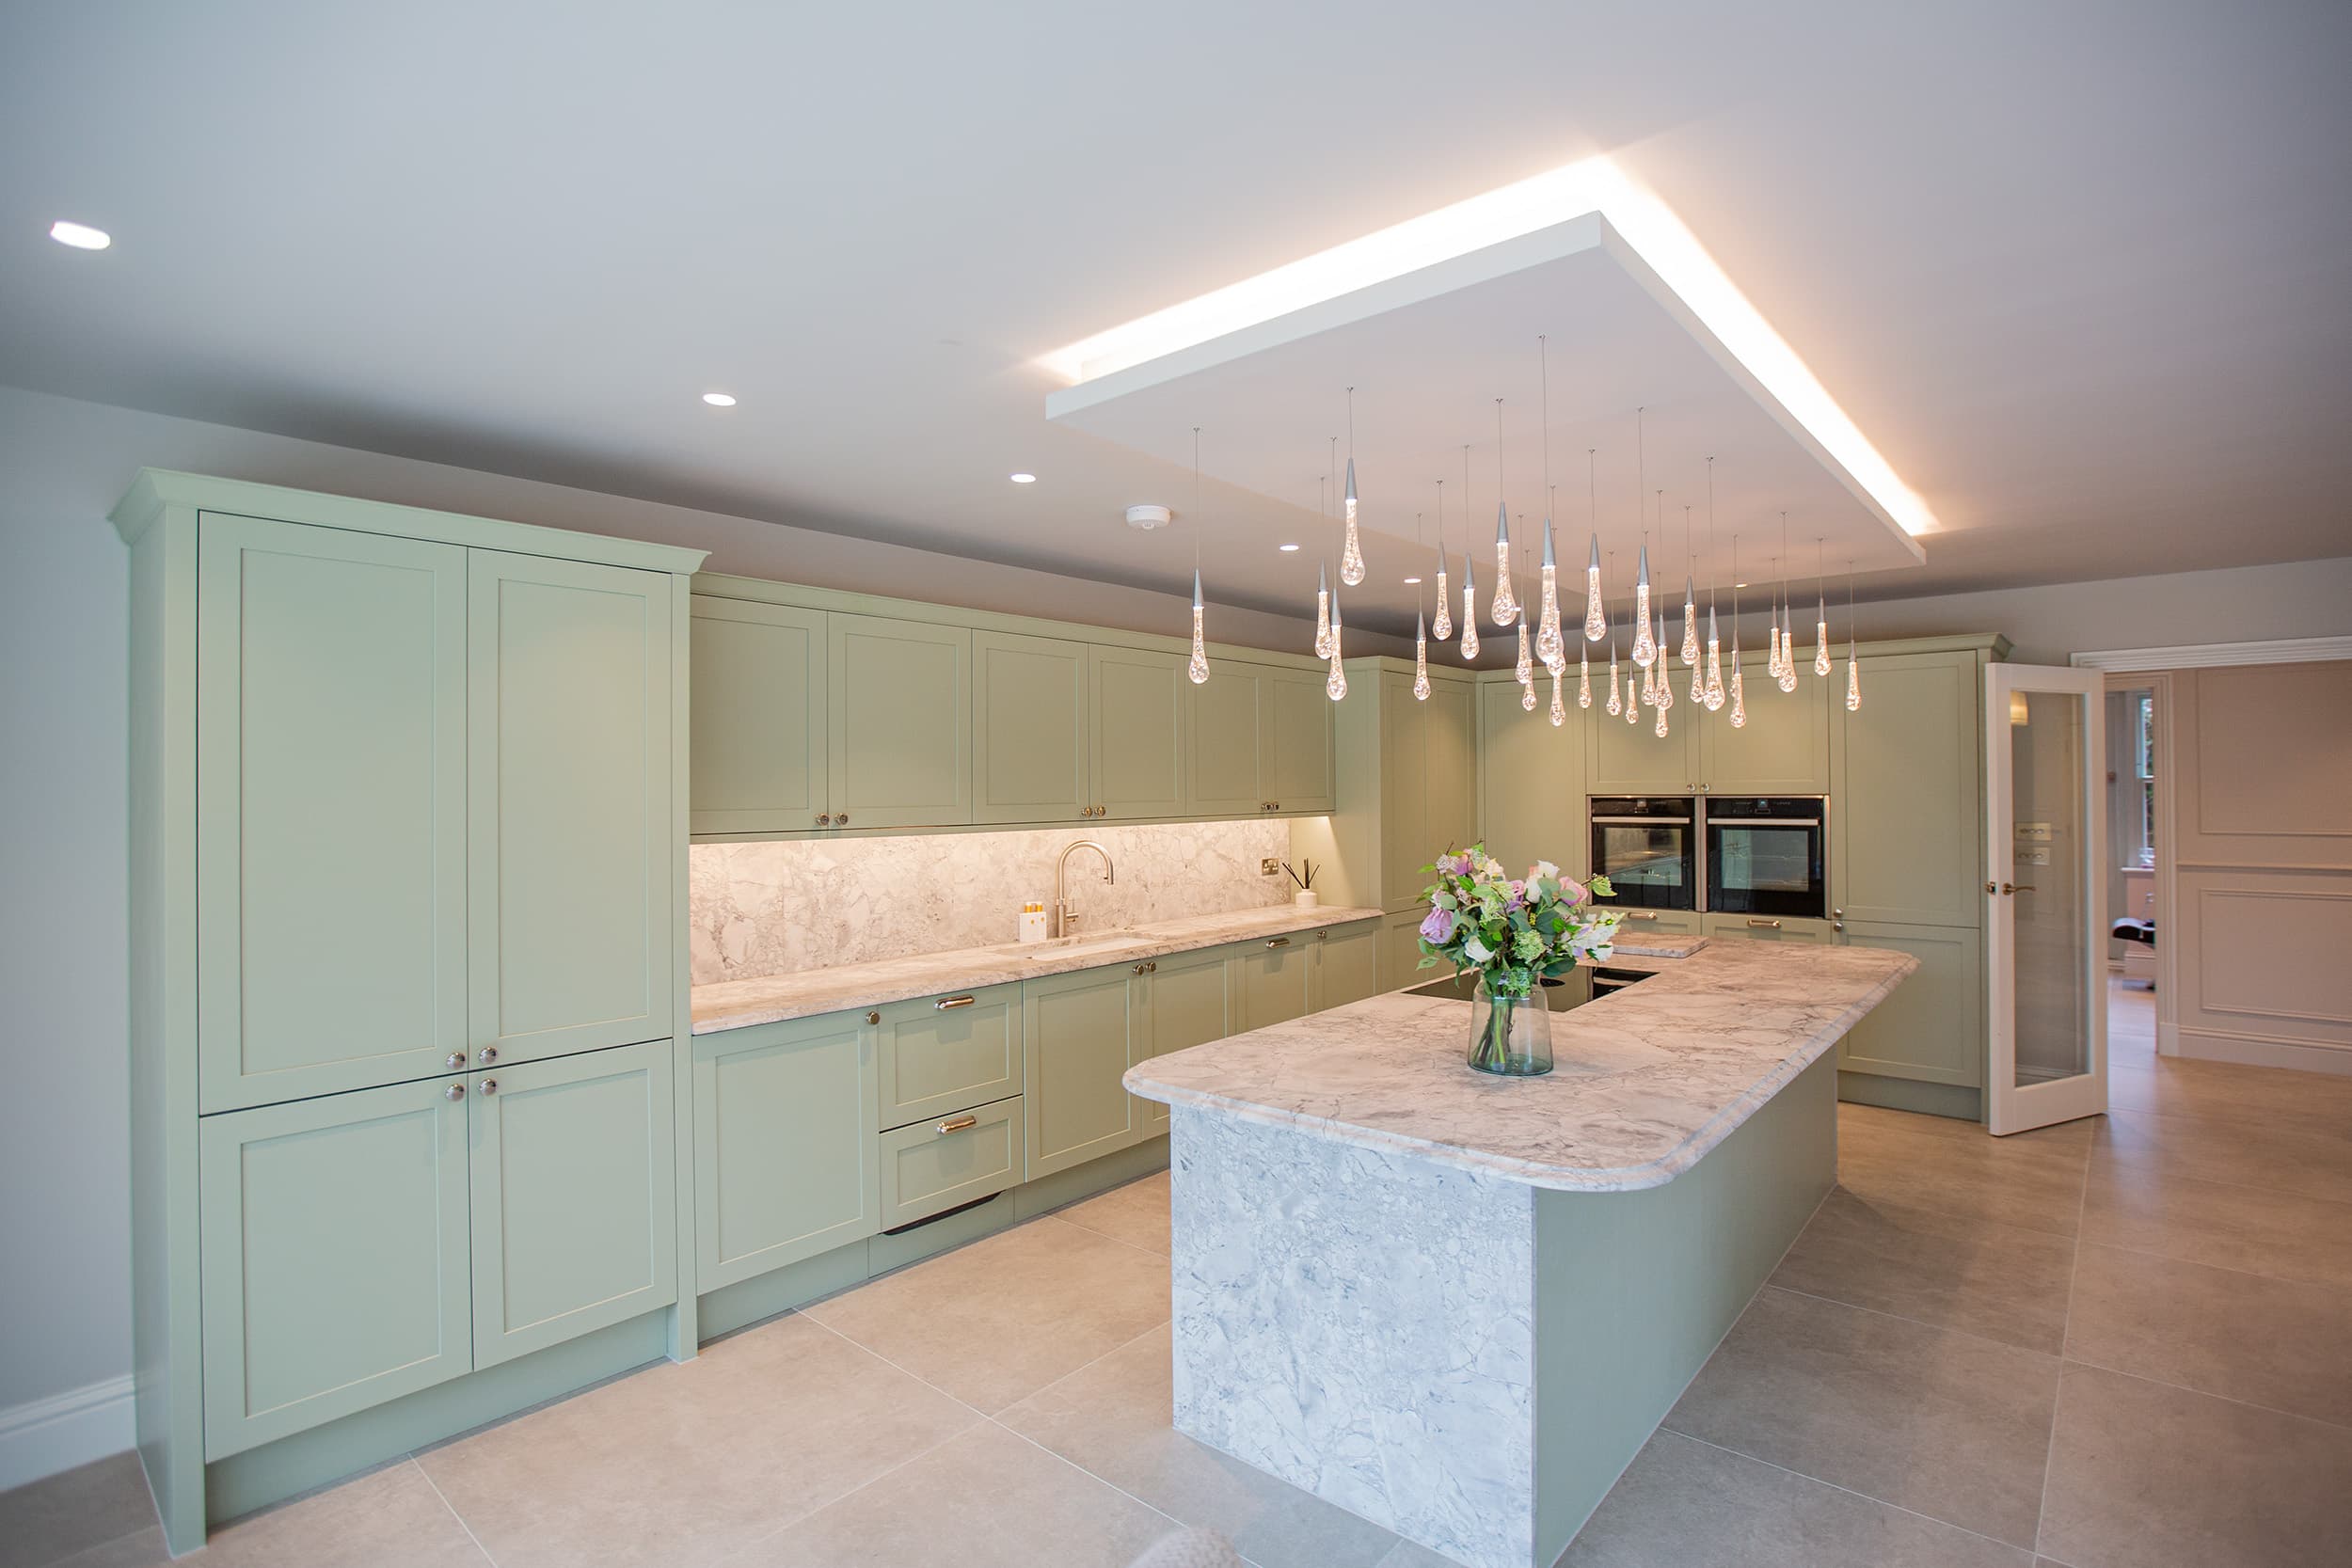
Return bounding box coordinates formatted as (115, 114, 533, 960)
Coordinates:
(1048, 213, 1926, 603)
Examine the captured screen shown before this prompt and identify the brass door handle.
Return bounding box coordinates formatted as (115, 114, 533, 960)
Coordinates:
(1747, 918, 1783, 929)
(935, 994, 977, 1010)
(934, 1114, 978, 1134)
(1265, 937, 1291, 948)
(2013, 884, 2037, 893)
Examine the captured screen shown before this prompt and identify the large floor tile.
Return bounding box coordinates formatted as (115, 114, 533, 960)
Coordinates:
(730, 1423, 1175, 1567)
(0, 1452, 156, 1568)
(197, 1461, 487, 1568)
(998, 1323, 1398, 1568)
(2093, 1106, 2352, 1207)
(1835, 1112, 2090, 1240)
(1839, 1102, 2094, 1155)
(45, 1529, 168, 1568)
(1057, 1170, 1174, 1256)
(803, 1214, 1172, 1413)
(2104, 1053, 2352, 1143)
(2081, 1161, 2352, 1289)
(1662, 1287, 2060, 1549)
(2038, 1364, 2352, 1568)
(1559, 1431, 2030, 1568)
(1772, 1187, 2076, 1354)
(418, 1314, 980, 1568)
(2064, 1242, 2352, 1427)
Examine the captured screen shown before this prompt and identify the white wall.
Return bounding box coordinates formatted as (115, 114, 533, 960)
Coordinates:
(5, 379, 2351, 1464)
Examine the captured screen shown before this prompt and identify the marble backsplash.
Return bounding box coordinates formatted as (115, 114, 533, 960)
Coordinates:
(690, 818, 1296, 985)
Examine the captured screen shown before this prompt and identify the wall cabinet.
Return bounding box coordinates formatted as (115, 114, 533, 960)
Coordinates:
(1836, 922, 1984, 1087)
(1702, 656, 1830, 794)
(1586, 682, 1696, 794)
(1832, 649, 1984, 927)
(973, 630, 1090, 824)
(689, 596, 827, 835)
(1090, 646, 1190, 818)
(1478, 674, 1588, 879)
(1025, 965, 1143, 1179)
(1378, 671, 1479, 907)
(692, 1012, 879, 1291)
(1184, 660, 1334, 816)
(1264, 666, 1339, 813)
(830, 614, 973, 829)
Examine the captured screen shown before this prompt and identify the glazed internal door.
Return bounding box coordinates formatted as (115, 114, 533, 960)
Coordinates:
(199, 1079, 470, 1457)
(1089, 645, 1189, 818)
(973, 630, 1089, 824)
(1985, 665, 2107, 1135)
(195, 514, 467, 1112)
(469, 552, 675, 1066)
(689, 596, 828, 834)
(469, 1041, 678, 1368)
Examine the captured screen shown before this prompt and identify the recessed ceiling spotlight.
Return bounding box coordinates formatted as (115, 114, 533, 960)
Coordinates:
(1735, 581, 1749, 588)
(1404, 577, 1422, 584)
(50, 220, 110, 250)
(1009, 472, 1037, 483)
(1279, 543, 1301, 552)
(701, 391, 737, 407)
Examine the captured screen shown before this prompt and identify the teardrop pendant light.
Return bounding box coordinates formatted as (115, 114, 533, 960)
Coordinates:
(1681, 503, 1702, 691)
(1582, 448, 1606, 642)
(1186, 429, 1210, 685)
(1703, 459, 1726, 712)
(1326, 587, 1347, 701)
(1655, 605, 1674, 714)
(1490, 399, 1518, 627)
(1549, 665, 1566, 726)
(1606, 551, 1621, 715)
(1579, 640, 1593, 709)
(1311, 469, 1333, 660)
(1534, 339, 1565, 672)
(1813, 538, 1832, 678)
(1340, 388, 1366, 586)
(1412, 509, 1430, 702)
(1728, 534, 1748, 730)
(1432, 478, 1453, 641)
(1845, 561, 1863, 712)
(1630, 410, 1656, 667)
(1458, 446, 1480, 661)
(1775, 512, 1798, 692)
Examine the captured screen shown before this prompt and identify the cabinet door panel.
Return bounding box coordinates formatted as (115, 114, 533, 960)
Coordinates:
(1136, 945, 1231, 1126)
(1024, 966, 1139, 1179)
(690, 596, 827, 835)
(1479, 676, 1588, 880)
(1833, 651, 1983, 927)
(1380, 907, 1434, 990)
(876, 984, 1023, 1129)
(829, 615, 972, 828)
(1701, 912, 1836, 945)
(1837, 923, 1984, 1086)
(199, 1080, 470, 1457)
(1315, 921, 1381, 1009)
(1587, 685, 1700, 794)
(1424, 678, 1480, 859)
(1379, 673, 1432, 907)
(470, 1041, 677, 1368)
(1264, 667, 1336, 813)
(469, 552, 674, 1064)
(878, 1095, 1023, 1229)
(1189, 664, 1268, 816)
(1090, 646, 1188, 818)
(693, 1013, 879, 1291)
(1700, 656, 1830, 794)
(1236, 939, 1311, 1031)
(197, 514, 467, 1112)
(973, 630, 1089, 824)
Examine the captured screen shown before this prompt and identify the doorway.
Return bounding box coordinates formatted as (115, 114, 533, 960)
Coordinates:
(2105, 682, 2158, 1067)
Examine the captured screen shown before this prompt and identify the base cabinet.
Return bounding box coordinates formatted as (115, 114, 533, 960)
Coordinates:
(692, 1013, 880, 1291)
(1837, 922, 1985, 1088)
(1701, 912, 1836, 945)
(876, 983, 1023, 1129)
(879, 1095, 1024, 1228)
(1235, 935, 1313, 1030)
(1136, 946, 1232, 1127)
(1605, 908, 1706, 939)
(1025, 966, 1142, 1179)
(1313, 920, 1381, 1007)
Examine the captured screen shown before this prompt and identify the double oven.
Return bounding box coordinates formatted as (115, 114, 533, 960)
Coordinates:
(1588, 795, 1828, 921)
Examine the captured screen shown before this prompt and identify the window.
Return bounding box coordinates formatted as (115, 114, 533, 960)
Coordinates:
(2131, 693, 2154, 866)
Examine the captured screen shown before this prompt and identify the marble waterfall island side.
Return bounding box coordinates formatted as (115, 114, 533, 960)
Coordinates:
(1123, 941, 1916, 1568)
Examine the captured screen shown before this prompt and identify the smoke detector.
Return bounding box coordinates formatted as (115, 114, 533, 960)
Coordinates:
(1125, 504, 1172, 531)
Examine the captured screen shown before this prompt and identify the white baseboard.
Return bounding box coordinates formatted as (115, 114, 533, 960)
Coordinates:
(2177, 1029, 2352, 1077)
(0, 1374, 134, 1492)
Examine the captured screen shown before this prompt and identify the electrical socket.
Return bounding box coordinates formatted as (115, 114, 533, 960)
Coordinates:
(1261, 858, 1282, 877)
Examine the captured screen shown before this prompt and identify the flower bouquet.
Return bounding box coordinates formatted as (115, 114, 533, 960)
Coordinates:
(1417, 846, 1621, 1076)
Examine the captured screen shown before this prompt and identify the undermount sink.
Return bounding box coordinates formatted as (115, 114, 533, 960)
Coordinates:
(998, 928, 1152, 958)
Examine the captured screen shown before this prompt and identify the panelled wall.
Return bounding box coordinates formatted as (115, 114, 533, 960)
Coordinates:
(2168, 660, 2352, 1071)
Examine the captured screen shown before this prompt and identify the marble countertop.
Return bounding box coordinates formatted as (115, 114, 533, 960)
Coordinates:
(1124, 939, 1915, 1193)
(691, 903, 1386, 1034)
(1605, 929, 1708, 958)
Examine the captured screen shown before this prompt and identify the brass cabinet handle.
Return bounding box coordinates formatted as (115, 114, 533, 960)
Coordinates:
(1265, 937, 1291, 948)
(866, 1011, 881, 1025)
(1747, 918, 1784, 929)
(478, 1079, 498, 1096)
(935, 1114, 978, 1134)
(818, 813, 833, 826)
(1834, 921, 1845, 932)
(1833, 908, 1844, 918)
(1623, 911, 1661, 922)
(445, 1052, 467, 1070)
(1270, 800, 1279, 811)
(834, 813, 850, 826)
(476, 1047, 498, 1065)
(1133, 960, 1158, 974)
(443, 1083, 465, 1101)
(935, 994, 977, 1010)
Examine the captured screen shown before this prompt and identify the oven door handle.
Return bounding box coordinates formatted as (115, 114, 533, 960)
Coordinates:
(1713, 818, 1820, 829)
(1591, 816, 1694, 826)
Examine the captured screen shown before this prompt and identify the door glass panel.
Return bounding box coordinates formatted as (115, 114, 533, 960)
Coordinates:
(2010, 689, 2091, 1088)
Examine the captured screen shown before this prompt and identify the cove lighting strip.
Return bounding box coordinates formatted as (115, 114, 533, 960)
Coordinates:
(1039, 156, 1937, 539)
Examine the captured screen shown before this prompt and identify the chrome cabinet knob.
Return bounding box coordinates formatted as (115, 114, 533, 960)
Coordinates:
(476, 1047, 498, 1065)
(478, 1079, 499, 1095)
(446, 1052, 467, 1070)
(443, 1083, 465, 1101)
(1833, 921, 1845, 932)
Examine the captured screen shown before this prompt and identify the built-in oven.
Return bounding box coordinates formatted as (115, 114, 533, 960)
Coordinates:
(1588, 797, 1698, 912)
(1705, 796, 1828, 919)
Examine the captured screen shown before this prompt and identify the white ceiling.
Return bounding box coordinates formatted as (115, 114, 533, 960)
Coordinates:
(3, 1, 2348, 638)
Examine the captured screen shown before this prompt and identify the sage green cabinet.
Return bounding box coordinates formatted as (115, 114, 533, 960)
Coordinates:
(1313, 919, 1381, 1007)
(1612, 908, 1705, 938)
(1264, 666, 1338, 814)
(1135, 945, 1232, 1127)
(1379, 672, 1481, 907)
(1586, 679, 1697, 793)
(469, 551, 675, 1066)
(692, 1012, 880, 1291)
(1236, 933, 1313, 1029)
(1836, 922, 1984, 1087)
(195, 515, 469, 1114)
(690, 596, 827, 834)
(830, 613, 973, 828)
(1381, 906, 1434, 989)
(878, 1095, 1024, 1229)
(1701, 912, 1836, 945)
(1479, 675, 1588, 879)
(1024, 965, 1141, 1179)
(1090, 645, 1189, 818)
(876, 983, 1023, 1129)
(1187, 662, 1270, 816)
(199, 1079, 472, 1458)
(1701, 656, 1830, 794)
(1832, 649, 1984, 927)
(973, 630, 1089, 823)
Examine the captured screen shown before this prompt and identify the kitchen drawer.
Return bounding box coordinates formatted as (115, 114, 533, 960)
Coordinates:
(876, 982, 1023, 1130)
(1604, 907, 1705, 938)
(1701, 912, 1837, 944)
(878, 1094, 1024, 1230)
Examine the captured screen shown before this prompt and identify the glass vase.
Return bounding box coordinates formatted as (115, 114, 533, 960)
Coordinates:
(1468, 969, 1553, 1076)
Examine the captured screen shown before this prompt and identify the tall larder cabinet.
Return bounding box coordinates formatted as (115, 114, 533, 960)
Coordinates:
(116, 471, 705, 1554)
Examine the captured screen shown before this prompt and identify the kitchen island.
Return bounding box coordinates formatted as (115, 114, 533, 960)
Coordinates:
(1123, 939, 1916, 1568)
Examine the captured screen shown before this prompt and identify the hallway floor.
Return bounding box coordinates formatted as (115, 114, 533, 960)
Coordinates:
(8, 981, 2348, 1567)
